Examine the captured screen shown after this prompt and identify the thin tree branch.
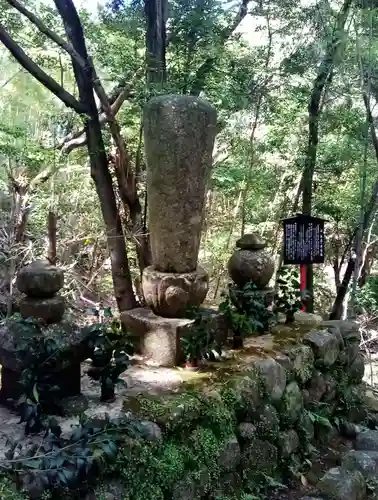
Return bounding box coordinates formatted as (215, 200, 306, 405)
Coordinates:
(189, 0, 253, 95)
(5, 0, 87, 68)
(0, 24, 86, 113)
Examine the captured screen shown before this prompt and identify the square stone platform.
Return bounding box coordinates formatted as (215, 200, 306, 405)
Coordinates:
(121, 308, 194, 366)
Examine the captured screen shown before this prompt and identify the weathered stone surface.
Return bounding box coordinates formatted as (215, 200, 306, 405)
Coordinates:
(230, 375, 262, 418)
(278, 429, 299, 458)
(318, 467, 366, 500)
(323, 373, 338, 402)
(228, 248, 275, 288)
(322, 320, 360, 341)
(365, 389, 378, 413)
(297, 411, 315, 442)
(242, 438, 278, 481)
(294, 312, 323, 326)
(254, 403, 280, 441)
(236, 233, 266, 250)
(299, 497, 325, 500)
(16, 259, 64, 298)
(238, 422, 256, 442)
(139, 421, 162, 441)
(342, 450, 378, 478)
(347, 353, 365, 383)
(339, 342, 360, 365)
(275, 353, 294, 381)
(342, 384, 366, 423)
(211, 472, 242, 498)
(304, 329, 340, 366)
(144, 95, 217, 274)
(356, 430, 378, 451)
(142, 266, 208, 318)
(254, 358, 287, 402)
(306, 370, 327, 404)
(285, 345, 314, 384)
(121, 307, 193, 366)
(218, 435, 241, 472)
(280, 381, 303, 426)
(339, 421, 361, 439)
(19, 295, 65, 323)
(172, 476, 196, 500)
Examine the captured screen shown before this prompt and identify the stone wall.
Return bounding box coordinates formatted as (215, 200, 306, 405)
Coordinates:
(117, 319, 366, 499)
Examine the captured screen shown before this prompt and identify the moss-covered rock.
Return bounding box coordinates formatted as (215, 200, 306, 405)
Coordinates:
(278, 429, 299, 458)
(241, 438, 278, 484)
(220, 374, 261, 421)
(280, 381, 303, 426)
(285, 345, 314, 385)
(123, 388, 234, 438)
(347, 354, 365, 384)
(254, 358, 287, 402)
(253, 403, 280, 442)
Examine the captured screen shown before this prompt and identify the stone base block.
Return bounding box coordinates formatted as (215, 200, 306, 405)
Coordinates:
(121, 308, 194, 366)
(0, 363, 81, 408)
(19, 295, 65, 323)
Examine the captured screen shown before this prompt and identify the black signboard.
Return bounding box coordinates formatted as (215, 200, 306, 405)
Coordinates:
(282, 214, 325, 265)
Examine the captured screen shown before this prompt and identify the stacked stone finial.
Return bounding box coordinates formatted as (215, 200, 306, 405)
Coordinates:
(142, 95, 217, 318)
(228, 233, 275, 307)
(16, 259, 65, 323)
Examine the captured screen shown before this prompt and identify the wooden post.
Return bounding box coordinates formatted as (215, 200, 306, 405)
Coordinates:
(47, 210, 57, 265)
(300, 264, 307, 312)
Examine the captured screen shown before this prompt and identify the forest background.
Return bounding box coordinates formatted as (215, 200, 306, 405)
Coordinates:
(0, 0, 376, 321)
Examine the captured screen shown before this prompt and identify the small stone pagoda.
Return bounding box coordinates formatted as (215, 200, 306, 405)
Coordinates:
(228, 233, 275, 306)
(0, 260, 92, 406)
(122, 95, 217, 366)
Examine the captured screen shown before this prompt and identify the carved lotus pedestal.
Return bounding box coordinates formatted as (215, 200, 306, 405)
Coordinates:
(142, 266, 209, 318)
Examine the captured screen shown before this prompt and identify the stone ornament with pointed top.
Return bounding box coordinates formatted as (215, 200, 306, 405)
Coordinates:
(142, 95, 217, 317)
(228, 233, 274, 289)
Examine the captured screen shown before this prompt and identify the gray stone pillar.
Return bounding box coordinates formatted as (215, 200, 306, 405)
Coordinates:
(142, 95, 217, 317)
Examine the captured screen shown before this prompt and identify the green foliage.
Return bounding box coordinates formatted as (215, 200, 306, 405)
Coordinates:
(0, 477, 27, 500)
(7, 315, 134, 434)
(181, 307, 220, 363)
(85, 320, 135, 401)
(355, 275, 378, 316)
(274, 266, 305, 323)
(3, 412, 145, 499)
(219, 283, 273, 338)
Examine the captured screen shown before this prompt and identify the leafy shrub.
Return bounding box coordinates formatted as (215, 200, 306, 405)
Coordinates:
(181, 307, 219, 363)
(219, 282, 273, 337)
(274, 266, 304, 323)
(355, 274, 378, 316)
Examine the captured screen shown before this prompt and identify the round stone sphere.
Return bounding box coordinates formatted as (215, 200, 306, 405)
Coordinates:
(142, 266, 209, 318)
(16, 259, 64, 298)
(227, 248, 274, 289)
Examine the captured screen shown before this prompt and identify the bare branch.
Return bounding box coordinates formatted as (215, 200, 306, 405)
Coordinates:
(190, 0, 253, 95)
(5, 0, 87, 69)
(58, 70, 141, 153)
(0, 23, 86, 113)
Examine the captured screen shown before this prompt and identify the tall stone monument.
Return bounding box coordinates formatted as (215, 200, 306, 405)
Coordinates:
(122, 95, 217, 366)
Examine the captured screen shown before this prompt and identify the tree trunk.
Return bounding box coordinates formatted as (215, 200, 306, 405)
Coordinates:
(145, 0, 167, 85)
(302, 0, 352, 313)
(47, 210, 57, 265)
(54, 0, 137, 311)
